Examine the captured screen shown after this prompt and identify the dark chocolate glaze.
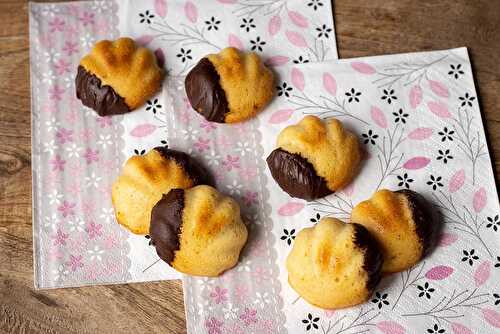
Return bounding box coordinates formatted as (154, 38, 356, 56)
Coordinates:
(396, 189, 437, 256)
(75, 65, 130, 117)
(266, 148, 332, 201)
(150, 189, 185, 264)
(185, 58, 229, 123)
(154, 147, 212, 186)
(352, 223, 383, 293)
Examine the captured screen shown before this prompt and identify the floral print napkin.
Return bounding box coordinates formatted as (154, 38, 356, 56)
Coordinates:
(166, 48, 500, 333)
(29, 0, 338, 288)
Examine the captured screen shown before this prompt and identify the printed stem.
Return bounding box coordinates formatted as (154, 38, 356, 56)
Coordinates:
(452, 108, 487, 186)
(150, 21, 221, 50)
(373, 55, 448, 88)
(289, 92, 369, 125)
(308, 39, 330, 62)
(391, 262, 426, 309)
(402, 288, 489, 323)
(374, 125, 406, 191)
(233, 0, 287, 17)
(308, 194, 353, 219)
(433, 191, 493, 257)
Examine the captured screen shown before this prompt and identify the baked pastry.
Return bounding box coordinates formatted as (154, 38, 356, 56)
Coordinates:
(76, 37, 164, 116)
(350, 189, 437, 273)
(111, 147, 209, 235)
(150, 185, 248, 277)
(185, 47, 274, 123)
(266, 116, 361, 200)
(286, 217, 382, 309)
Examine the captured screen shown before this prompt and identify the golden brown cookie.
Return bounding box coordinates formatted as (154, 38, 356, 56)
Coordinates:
(185, 47, 274, 123)
(149, 185, 248, 277)
(286, 218, 383, 309)
(350, 189, 437, 273)
(266, 116, 361, 200)
(111, 147, 209, 235)
(76, 37, 164, 116)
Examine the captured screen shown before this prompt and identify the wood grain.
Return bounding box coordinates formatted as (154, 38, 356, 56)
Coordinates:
(0, 0, 498, 333)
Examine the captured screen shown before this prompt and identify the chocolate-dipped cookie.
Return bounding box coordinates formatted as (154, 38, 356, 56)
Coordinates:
(185, 47, 274, 123)
(150, 185, 248, 277)
(266, 116, 361, 201)
(350, 189, 437, 273)
(111, 147, 209, 235)
(76, 37, 164, 116)
(286, 218, 383, 309)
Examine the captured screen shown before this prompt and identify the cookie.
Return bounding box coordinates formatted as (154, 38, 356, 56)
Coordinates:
(266, 116, 361, 200)
(76, 37, 164, 116)
(150, 185, 248, 277)
(185, 47, 274, 123)
(286, 218, 383, 309)
(111, 147, 209, 235)
(350, 189, 437, 273)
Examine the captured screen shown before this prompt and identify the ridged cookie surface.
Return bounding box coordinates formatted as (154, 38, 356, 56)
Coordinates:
(185, 47, 274, 123)
(350, 189, 437, 273)
(286, 218, 382, 309)
(111, 148, 209, 235)
(267, 116, 361, 200)
(77, 38, 163, 115)
(150, 185, 248, 277)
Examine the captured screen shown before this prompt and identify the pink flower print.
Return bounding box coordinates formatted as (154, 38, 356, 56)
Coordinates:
(224, 324, 244, 334)
(101, 159, 116, 173)
(51, 229, 69, 246)
(210, 286, 228, 304)
(50, 155, 66, 171)
(58, 201, 76, 217)
(96, 116, 112, 128)
(86, 222, 103, 239)
(81, 201, 96, 217)
(252, 266, 271, 283)
(194, 137, 210, 152)
(49, 85, 65, 101)
(243, 191, 258, 206)
(66, 181, 82, 196)
(239, 308, 258, 326)
(49, 17, 65, 32)
(79, 12, 95, 26)
(54, 58, 71, 75)
(41, 102, 57, 114)
(205, 317, 223, 334)
(66, 255, 84, 271)
(103, 234, 118, 249)
(222, 155, 240, 171)
(64, 25, 79, 39)
(200, 118, 217, 133)
(65, 110, 78, 124)
(214, 169, 225, 183)
(217, 135, 232, 150)
(48, 245, 64, 260)
(80, 128, 94, 141)
(258, 319, 274, 334)
(238, 167, 258, 182)
(179, 110, 192, 124)
(83, 148, 99, 164)
(62, 41, 78, 56)
(234, 284, 249, 302)
(68, 161, 84, 178)
(85, 265, 99, 280)
(56, 128, 74, 144)
(94, 17, 109, 34)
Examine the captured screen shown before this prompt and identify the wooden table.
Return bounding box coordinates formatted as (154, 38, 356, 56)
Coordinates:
(0, 0, 498, 332)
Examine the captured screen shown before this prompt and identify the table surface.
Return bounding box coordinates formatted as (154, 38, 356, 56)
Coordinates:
(1, 0, 498, 333)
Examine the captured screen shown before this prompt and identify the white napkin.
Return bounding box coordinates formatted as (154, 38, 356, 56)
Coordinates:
(29, 0, 338, 288)
(166, 48, 500, 333)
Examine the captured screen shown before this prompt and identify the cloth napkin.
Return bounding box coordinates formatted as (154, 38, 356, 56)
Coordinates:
(29, 0, 338, 289)
(165, 48, 500, 333)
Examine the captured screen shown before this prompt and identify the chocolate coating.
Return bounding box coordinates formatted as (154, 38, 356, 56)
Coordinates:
(150, 189, 185, 264)
(266, 148, 332, 201)
(352, 223, 383, 292)
(185, 58, 229, 123)
(75, 65, 130, 117)
(396, 189, 437, 255)
(154, 147, 212, 186)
